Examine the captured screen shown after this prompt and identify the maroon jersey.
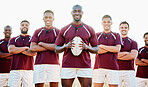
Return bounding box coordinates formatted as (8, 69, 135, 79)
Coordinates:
(55, 23, 98, 68)
(31, 27, 60, 65)
(8, 35, 34, 70)
(0, 39, 11, 73)
(136, 46, 148, 78)
(118, 37, 138, 70)
(94, 31, 122, 70)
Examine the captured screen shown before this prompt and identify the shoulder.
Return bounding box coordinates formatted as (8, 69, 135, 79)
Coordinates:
(60, 23, 72, 33)
(34, 28, 44, 33)
(96, 32, 103, 37)
(0, 39, 4, 45)
(53, 27, 60, 33)
(138, 47, 145, 53)
(128, 37, 137, 44)
(83, 23, 94, 31)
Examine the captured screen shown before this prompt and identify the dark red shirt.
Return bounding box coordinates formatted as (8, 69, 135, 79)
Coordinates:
(31, 27, 60, 65)
(94, 31, 122, 70)
(118, 37, 138, 70)
(136, 46, 148, 78)
(55, 23, 98, 68)
(0, 39, 11, 73)
(8, 35, 34, 70)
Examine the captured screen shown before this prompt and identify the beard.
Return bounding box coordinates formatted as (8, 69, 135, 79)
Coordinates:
(74, 18, 81, 22)
(145, 41, 148, 46)
(21, 30, 28, 34)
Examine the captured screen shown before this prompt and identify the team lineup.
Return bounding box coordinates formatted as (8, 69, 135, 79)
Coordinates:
(0, 4, 148, 87)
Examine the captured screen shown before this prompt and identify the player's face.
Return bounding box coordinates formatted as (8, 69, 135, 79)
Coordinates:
(102, 18, 112, 30)
(3, 27, 12, 38)
(119, 24, 129, 36)
(72, 8, 83, 22)
(144, 34, 148, 46)
(20, 22, 29, 34)
(43, 12, 54, 27)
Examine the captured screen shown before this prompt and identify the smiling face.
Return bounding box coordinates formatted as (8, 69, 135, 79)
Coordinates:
(144, 34, 148, 46)
(71, 5, 83, 22)
(119, 23, 129, 36)
(102, 17, 112, 31)
(43, 12, 54, 27)
(20, 21, 29, 34)
(4, 26, 12, 38)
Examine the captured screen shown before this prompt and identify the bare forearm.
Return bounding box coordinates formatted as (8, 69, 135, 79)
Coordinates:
(8, 46, 27, 54)
(22, 50, 36, 56)
(55, 45, 66, 53)
(98, 48, 108, 54)
(0, 52, 12, 58)
(30, 45, 47, 52)
(135, 59, 148, 66)
(100, 45, 121, 53)
(39, 43, 55, 51)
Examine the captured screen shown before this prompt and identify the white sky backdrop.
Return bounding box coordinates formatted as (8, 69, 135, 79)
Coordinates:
(0, 0, 148, 47)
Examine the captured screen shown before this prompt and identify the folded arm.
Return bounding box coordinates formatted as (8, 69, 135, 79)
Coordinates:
(29, 42, 47, 52)
(118, 50, 138, 60)
(8, 45, 29, 54)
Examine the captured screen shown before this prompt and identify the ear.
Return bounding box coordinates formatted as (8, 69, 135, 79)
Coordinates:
(111, 21, 113, 25)
(82, 11, 84, 15)
(53, 17, 55, 21)
(71, 11, 73, 15)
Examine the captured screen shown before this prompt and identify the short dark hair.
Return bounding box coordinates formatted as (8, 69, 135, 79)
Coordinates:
(44, 10, 54, 16)
(102, 15, 112, 21)
(4, 25, 12, 30)
(72, 4, 82, 10)
(20, 20, 29, 24)
(120, 21, 130, 28)
(143, 32, 148, 38)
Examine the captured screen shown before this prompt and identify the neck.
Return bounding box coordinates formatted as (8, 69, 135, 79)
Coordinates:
(103, 29, 111, 33)
(21, 33, 28, 36)
(145, 45, 148, 48)
(121, 35, 128, 38)
(4, 37, 10, 41)
(73, 21, 82, 25)
(45, 25, 53, 29)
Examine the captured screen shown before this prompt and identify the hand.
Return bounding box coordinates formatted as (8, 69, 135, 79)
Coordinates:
(23, 47, 29, 50)
(79, 41, 89, 50)
(64, 40, 75, 49)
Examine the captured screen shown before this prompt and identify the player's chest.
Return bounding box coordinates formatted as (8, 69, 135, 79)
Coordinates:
(98, 35, 116, 45)
(141, 49, 148, 59)
(15, 38, 30, 47)
(64, 28, 90, 41)
(38, 31, 56, 43)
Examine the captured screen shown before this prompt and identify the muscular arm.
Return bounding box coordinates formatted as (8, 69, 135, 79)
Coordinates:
(8, 45, 29, 54)
(0, 51, 12, 58)
(29, 42, 47, 52)
(38, 42, 55, 51)
(118, 50, 138, 60)
(141, 59, 148, 64)
(135, 58, 148, 66)
(99, 44, 121, 53)
(118, 52, 129, 58)
(21, 49, 36, 56)
(97, 47, 109, 54)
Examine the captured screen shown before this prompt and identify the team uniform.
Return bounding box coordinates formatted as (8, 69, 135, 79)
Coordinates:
(0, 39, 11, 87)
(8, 35, 34, 87)
(93, 31, 122, 84)
(136, 46, 148, 87)
(55, 23, 98, 79)
(31, 27, 60, 83)
(118, 37, 138, 87)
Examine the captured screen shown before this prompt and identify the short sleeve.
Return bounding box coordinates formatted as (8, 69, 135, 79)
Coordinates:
(115, 33, 123, 46)
(131, 40, 138, 51)
(30, 30, 39, 43)
(8, 38, 15, 46)
(137, 49, 142, 59)
(89, 27, 98, 47)
(55, 28, 65, 46)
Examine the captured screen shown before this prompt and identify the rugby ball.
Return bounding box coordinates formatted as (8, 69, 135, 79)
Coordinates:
(71, 36, 83, 56)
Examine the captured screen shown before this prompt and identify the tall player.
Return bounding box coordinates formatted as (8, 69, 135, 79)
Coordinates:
(30, 10, 60, 87)
(118, 21, 138, 87)
(135, 32, 148, 87)
(0, 25, 12, 86)
(8, 20, 36, 87)
(55, 5, 98, 87)
(93, 15, 122, 87)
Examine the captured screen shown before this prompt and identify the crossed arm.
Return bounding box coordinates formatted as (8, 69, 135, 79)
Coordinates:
(0, 50, 12, 59)
(118, 50, 138, 60)
(98, 44, 121, 54)
(135, 58, 148, 66)
(8, 45, 36, 56)
(29, 42, 55, 52)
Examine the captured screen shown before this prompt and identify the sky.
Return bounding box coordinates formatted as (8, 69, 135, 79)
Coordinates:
(0, 0, 148, 47)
